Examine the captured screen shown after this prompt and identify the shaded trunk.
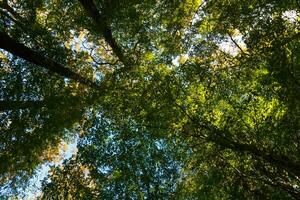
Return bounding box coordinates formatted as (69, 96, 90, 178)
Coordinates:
(78, 0, 128, 65)
(0, 100, 44, 111)
(0, 31, 98, 88)
(207, 130, 300, 178)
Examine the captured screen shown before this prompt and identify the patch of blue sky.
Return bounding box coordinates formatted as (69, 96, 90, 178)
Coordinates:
(16, 136, 78, 199)
(282, 10, 299, 23)
(218, 34, 247, 56)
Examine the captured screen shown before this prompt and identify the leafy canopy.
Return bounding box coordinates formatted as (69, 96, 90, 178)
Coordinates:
(0, 0, 299, 199)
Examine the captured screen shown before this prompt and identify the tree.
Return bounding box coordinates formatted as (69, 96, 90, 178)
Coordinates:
(0, 0, 299, 199)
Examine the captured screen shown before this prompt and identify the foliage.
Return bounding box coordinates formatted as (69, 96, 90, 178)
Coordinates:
(0, 0, 299, 199)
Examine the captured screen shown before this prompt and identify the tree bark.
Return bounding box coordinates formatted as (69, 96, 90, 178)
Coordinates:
(0, 100, 44, 111)
(78, 0, 128, 65)
(0, 31, 98, 88)
(206, 129, 300, 178)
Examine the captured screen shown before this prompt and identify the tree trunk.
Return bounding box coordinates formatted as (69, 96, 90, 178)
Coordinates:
(0, 100, 45, 111)
(0, 31, 98, 88)
(207, 131, 300, 178)
(78, 0, 127, 65)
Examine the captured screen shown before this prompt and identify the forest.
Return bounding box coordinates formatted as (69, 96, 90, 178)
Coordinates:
(0, 0, 300, 199)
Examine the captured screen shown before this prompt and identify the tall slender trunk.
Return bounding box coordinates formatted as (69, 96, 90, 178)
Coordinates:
(0, 31, 98, 88)
(78, 0, 128, 66)
(0, 100, 44, 111)
(207, 130, 300, 177)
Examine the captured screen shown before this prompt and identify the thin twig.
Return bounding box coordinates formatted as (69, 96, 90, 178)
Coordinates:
(227, 32, 249, 56)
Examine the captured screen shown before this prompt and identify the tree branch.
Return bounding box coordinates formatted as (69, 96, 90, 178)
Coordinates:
(227, 32, 249, 56)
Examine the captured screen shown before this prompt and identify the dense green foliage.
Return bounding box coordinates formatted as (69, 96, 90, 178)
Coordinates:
(0, 0, 299, 199)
